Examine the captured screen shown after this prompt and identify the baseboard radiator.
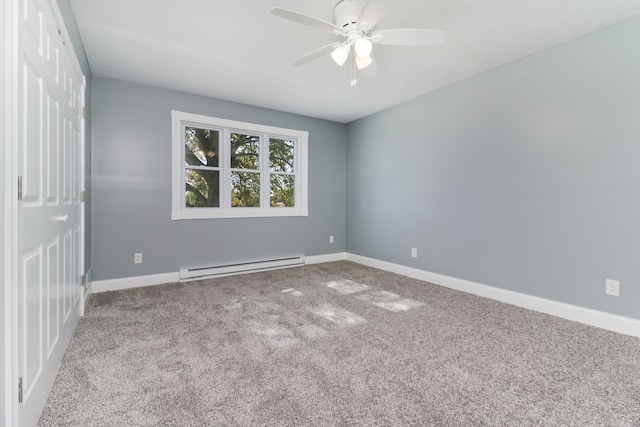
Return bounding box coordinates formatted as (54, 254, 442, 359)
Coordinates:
(179, 255, 306, 281)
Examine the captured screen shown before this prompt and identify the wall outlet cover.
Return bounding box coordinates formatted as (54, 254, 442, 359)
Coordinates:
(605, 279, 620, 297)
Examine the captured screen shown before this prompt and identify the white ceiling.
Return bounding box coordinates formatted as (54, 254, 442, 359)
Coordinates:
(69, 0, 640, 123)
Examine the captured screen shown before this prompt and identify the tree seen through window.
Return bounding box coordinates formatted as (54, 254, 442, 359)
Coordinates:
(184, 129, 296, 208)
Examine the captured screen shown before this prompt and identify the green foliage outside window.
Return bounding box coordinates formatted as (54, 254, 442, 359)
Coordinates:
(185, 127, 219, 207)
(230, 133, 261, 207)
(269, 138, 295, 207)
(185, 130, 296, 209)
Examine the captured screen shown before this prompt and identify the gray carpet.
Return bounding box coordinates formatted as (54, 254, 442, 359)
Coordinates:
(39, 261, 640, 426)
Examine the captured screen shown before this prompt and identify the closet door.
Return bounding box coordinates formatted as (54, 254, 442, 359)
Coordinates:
(15, 0, 84, 424)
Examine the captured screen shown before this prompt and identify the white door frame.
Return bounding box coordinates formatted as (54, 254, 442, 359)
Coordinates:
(3, 0, 17, 424)
(3, 0, 86, 424)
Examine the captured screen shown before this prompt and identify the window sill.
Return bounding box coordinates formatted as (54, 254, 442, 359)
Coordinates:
(171, 208, 309, 220)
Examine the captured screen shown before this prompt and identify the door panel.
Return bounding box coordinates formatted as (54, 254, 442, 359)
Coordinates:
(46, 94, 58, 204)
(46, 237, 59, 356)
(22, 0, 42, 50)
(20, 245, 43, 401)
(22, 59, 43, 205)
(46, 32, 59, 83)
(72, 227, 80, 305)
(62, 230, 72, 321)
(63, 117, 71, 203)
(72, 126, 79, 203)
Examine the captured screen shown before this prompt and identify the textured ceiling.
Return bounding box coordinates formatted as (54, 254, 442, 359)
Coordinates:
(69, 0, 640, 123)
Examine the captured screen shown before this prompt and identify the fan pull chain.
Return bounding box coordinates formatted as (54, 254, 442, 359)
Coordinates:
(350, 54, 357, 86)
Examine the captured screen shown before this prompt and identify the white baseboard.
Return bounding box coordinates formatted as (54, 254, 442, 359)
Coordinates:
(93, 272, 180, 293)
(346, 253, 640, 338)
(306, 252, 348, 264)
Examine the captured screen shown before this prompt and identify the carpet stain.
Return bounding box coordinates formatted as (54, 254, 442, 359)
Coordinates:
(246, 316, 299, 348)
(356, 291, 425, 312)
(324, 279, 370, 295)
(222, 300, 244, 312)
(223, 299, 282, 318)
(373, 299, 425, 312)
(228, 293, 335, 348)
(356, 290, 399, 302)
(281, 288, 304, 297)
(308, 303, 366, 327)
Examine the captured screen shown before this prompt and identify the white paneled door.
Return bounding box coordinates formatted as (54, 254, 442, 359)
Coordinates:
(14, 0, 85, 425)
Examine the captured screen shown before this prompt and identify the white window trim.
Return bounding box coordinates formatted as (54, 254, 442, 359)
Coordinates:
(171, 110, 308, 220)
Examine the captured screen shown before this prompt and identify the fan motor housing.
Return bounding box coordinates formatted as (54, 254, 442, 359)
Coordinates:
(334, 0, 365, 29)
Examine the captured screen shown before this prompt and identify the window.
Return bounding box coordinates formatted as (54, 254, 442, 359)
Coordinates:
(172, 111, 308, 219)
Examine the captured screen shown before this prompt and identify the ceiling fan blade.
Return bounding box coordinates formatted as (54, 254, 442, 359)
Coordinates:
(357, 0, 390, 31)
(290, 43, 341, 67)
(271, 8, 341, 32)
(371, 28, 447, 46)
(359, 54, 378, 79)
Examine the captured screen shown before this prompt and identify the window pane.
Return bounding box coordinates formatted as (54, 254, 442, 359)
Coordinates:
(185, 127, 219, 167)
(270, 174, 295, 207)
(231, 133, 260, 170)
(185, 169, 220, 207)
(231, 172, 260, 207)
(269, 138, 295, 173)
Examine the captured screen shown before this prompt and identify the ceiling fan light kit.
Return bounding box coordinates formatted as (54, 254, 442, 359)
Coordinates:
(271, 0, 447, 85)
(331, 44, 350, 66)
(355, 54, 373, 70)
(354, 37, 373, 58)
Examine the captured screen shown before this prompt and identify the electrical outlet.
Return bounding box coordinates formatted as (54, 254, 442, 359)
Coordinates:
(411, 248, 417, 258)
(134, 253, 142, 264)
(605, 279, 619, 296)
(330, 235, 334, 244)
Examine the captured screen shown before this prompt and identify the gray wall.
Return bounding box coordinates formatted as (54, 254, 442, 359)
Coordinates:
(346, 16, 640, 320)
(91, 77, 347, 281)
(56, 0, 92, 272)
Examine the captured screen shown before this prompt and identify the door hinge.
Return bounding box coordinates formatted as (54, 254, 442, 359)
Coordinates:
(57, 29, 66, 46)
(18, 176, 23, 201)
(81, 274, 86, 287)
(80, 190, 86, 202)
(18, 377, 23, 403)
(80, 106, 85, 118)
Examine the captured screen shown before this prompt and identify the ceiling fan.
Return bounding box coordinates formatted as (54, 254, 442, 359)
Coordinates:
(271, 0, 447, 85)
